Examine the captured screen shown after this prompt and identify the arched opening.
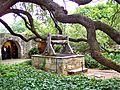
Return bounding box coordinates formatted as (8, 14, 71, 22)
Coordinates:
(1, 40, 20, 60)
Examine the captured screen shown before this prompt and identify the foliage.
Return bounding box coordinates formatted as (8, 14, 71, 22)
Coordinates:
(103, 53, 120, 64)
(21, 60, 32, 65)
(0, 64, 120, 90)
(11, 20, 34, 36)
(13, 2, 47, 21)
(9, 16, 58, 37)
(76, 2, 120, 25)
(64, 24, 86, 38)
(85, 53, 120, 69)
(0, 27, 8, 33)
(34, 18, 58, 38)
(54, 45, 63, 53)
(70, 42, 88, 54)
(49, 3, 120, 55)
(74, 2, 120, 47)
(11, 20, 27, 33)
(28, 47, 39, 58)
(85, 54, 99, 68)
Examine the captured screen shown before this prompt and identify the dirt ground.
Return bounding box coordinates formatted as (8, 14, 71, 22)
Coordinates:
(85, 69, 120, 79)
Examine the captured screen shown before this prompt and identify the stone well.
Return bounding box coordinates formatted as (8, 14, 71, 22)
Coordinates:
(32, 54, 86, 75)
(32, 34, 87, 75)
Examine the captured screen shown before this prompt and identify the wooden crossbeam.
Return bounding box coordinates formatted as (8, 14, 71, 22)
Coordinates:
(43, 34, 73, 55)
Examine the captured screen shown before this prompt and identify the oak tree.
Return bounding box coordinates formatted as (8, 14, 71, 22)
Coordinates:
(0, 0, 120, 72)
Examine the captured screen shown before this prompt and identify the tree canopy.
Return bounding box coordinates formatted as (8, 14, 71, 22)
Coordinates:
(0, 0, 120, 72)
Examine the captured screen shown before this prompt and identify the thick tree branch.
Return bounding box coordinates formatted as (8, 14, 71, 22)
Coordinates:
(2, 9, 45, 40)
(49, 11, 63, 34)
(0, 0, 120, 17)
(69, 0, 92, 5)
(91, 51, 120, 72)
(69, 38, 87, 42)
(9, 9, 43, 39)
(114, 0, 120, 4)
(0, 18, 37, 42)
(95, 21, 120, 44)
(0, 0, 18, 16)
(86, 27, 120, 72)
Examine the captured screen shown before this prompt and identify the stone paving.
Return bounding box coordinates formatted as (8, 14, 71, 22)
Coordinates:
(85, 69, 120, 79)
(1, 59, 31, 64)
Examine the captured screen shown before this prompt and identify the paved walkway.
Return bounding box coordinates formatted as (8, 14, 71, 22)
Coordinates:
(1, 59, 31, 64)
(85, 69, 120, 79)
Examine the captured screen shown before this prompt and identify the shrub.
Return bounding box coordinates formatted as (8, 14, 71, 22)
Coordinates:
(28, 47, 39, 58)
(85, 54, 109, 69)
(103, 53, 120, 63)
(21, 60, 32, 65)
(85, 53, 120, 70)
(85, 54, 99, 68)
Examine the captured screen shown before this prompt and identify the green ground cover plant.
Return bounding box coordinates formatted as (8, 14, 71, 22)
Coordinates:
(0, 64, 120, 90)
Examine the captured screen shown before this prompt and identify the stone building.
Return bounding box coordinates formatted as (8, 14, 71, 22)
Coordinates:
(0, 33, 36, 60)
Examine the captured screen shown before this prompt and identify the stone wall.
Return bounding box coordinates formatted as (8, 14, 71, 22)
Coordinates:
(0, 33, 36, 59)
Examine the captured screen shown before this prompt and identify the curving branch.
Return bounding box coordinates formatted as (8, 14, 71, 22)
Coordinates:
(2, 9, 45, 40)
(86, 27, 120, 72)
(114, 0, 120, 4)
(69, 0, 92, 5)
(0, 18, 37, 42)
(68, 0, 120, 5)
(95, 21, 120, 44)
(49, 11, 63, 34)
(17, 13, 31, 30)
(9, 9, 43, 39)
(0, 0, 18, 16)
(69, 38, 87, 42)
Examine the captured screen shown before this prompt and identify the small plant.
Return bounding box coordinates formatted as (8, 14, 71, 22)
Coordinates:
(103, 53, 120, 63)
(21, 60, 32, 65)
(85, 54, 109, 69)
(39, 59, 46, 70)
(85, 53, 120, 70)
(85, 54, 99, 68)
(54, 45, 62, 53)
(28, 47, 39, 58)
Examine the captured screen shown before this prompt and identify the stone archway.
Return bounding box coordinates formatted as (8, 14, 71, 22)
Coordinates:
(1, 40, 21, 60)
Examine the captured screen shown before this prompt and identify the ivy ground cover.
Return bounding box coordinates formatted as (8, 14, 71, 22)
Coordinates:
(0, 64, 120, 90)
